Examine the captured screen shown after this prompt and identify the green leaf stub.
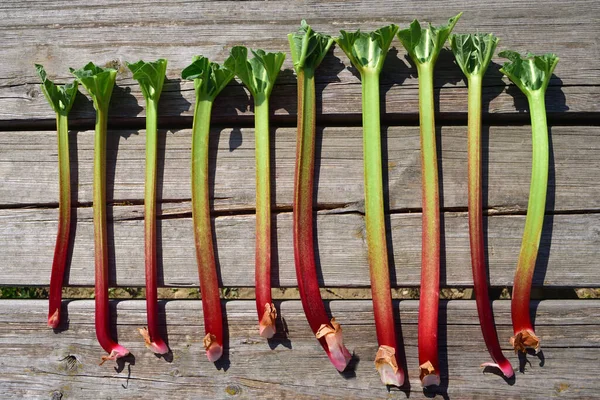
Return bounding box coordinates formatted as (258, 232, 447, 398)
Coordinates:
(181, 56, 234, 101)
(35, 64, 79, 115)
(288, 20, 334, 72)
(450, 33, 498, 77)
(70, 62, 117, 111)
(126, 58, 168, 102)
(397, 12, 462, 65)
(224, 46, 286, 99)
(499, 50, 559, 94)
(335, 24, 399, 74)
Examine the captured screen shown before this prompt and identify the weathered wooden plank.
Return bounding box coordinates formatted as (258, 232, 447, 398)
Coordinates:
(1, 126, 597, 211)
(0, 299, 597, 399)
(0, 0, 597, 121)
(1, 208, 597, 287)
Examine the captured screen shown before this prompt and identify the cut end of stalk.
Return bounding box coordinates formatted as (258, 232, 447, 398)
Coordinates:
(203, 333, 223, 362)
(98, 345, 130, 365)
(481, 360, 515, 378)
(419, 361, 440, 387)
(48, 308, 60, 329)
(510, 329, 540, 353)
(316, 318, 352, 372)
(138, 327, 169, 355)
(374, 345, 404, 387)
(259, 303, 277, 339)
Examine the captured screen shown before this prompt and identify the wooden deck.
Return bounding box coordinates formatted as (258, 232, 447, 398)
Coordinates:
(1, 0, 599, 398)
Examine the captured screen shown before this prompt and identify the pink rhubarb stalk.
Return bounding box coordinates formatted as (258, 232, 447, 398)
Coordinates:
(336, 24, 404, 386)
(182, 56, 235, 361)
(35, 64, 79, 329)
(71, 63, 130, 363)
(499, 50, 559, 354)
(451, 33, 514, 378)
(126, 58, 169, 355)
(225, 47, 286, 339)
(289, 21, 352, 372)
(398, 13, 462, 387)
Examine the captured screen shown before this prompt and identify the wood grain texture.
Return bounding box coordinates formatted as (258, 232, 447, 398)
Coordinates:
(1, 207, 598, 287)
(0, 0, 597, 121)
(0, 299, 597, 399)
(1, 126, 597, 211)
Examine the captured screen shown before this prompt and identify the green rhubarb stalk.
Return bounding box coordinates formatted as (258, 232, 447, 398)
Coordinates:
(289, 20, 352, 372)
(182, 56, 234, 362)
(336, 24, 404, 387)
(450, 33, 514, 378)
(499, 50, 559, 354)
(71, 62, 129, 363)
(225, 47, 285, 339)
(35, 64, 79, 329)
(397, 13, 462, 387)
(126, 58, 169, 355)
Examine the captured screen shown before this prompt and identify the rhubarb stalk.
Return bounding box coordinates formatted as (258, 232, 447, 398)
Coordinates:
(71, 63, 130, 363)
(450, 33, 514, 378)
(126, 58, 169, 355)
(499, 50, 559, 353)
(225, 47, 285, 339)
(289, 21, 352, 372)
(182, 56, 235, 361)
(35, 64, 79, 329)
(336, 24, 404, 386)
(397, 13, 462, 387)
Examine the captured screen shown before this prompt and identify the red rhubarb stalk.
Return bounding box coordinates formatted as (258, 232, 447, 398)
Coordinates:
(182, 56, 235, 361)
(289, 21, 352, 372)
(451, 33, 514, 378)
(225, 47, 286, 339)
(336, 24, 404, 386)
(126, 58, 169, 355)
(499, 50, 559, 353)
(35, 64, 79, 329)
(71, 63, 130, 363)
(398, 13, 462, 387)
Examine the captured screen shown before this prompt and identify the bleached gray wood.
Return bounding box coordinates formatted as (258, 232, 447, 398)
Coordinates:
(1, 207, 597, 287)
(0, 299, 597, 399)
(0, 0, 596, 121)
(1, 126, 597, 211)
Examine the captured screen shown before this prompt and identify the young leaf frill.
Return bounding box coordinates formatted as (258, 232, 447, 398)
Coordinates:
(499, 50, 559, 354)
(183, 55, 235, 361)
(35, 64, 78, 329)
(398, 13, 462, 387)
(336, 24, 404, 387)
(126, 58, 169, 355)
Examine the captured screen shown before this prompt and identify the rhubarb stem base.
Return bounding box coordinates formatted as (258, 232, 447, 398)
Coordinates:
(99, 345, 130, 365)
(48, 308, 60, 329)
(259, 303, 277, 339)
(481, 359, 515, 378)
(315, 318, 352, 372)
(138, 327, 169, 355)
(203, 333, 223, 362)
(419, 360, 441, 387)
(375, 345, 404, 387)
(510, 329, 540, 353)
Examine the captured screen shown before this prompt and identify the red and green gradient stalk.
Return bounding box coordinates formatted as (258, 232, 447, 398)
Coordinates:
(398, 13, 461, 386)
(225, 47, 285, 339)
(451, 33, 514, 378)
(182, 56, 235, 361)
(500, 50, 558, 353)
(35, 64, 78, 329)
(126, 59, 169, 355)
(289, 21, 352, 372)
(71, 63, 130, 364)
(336, 24, 404, 386)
